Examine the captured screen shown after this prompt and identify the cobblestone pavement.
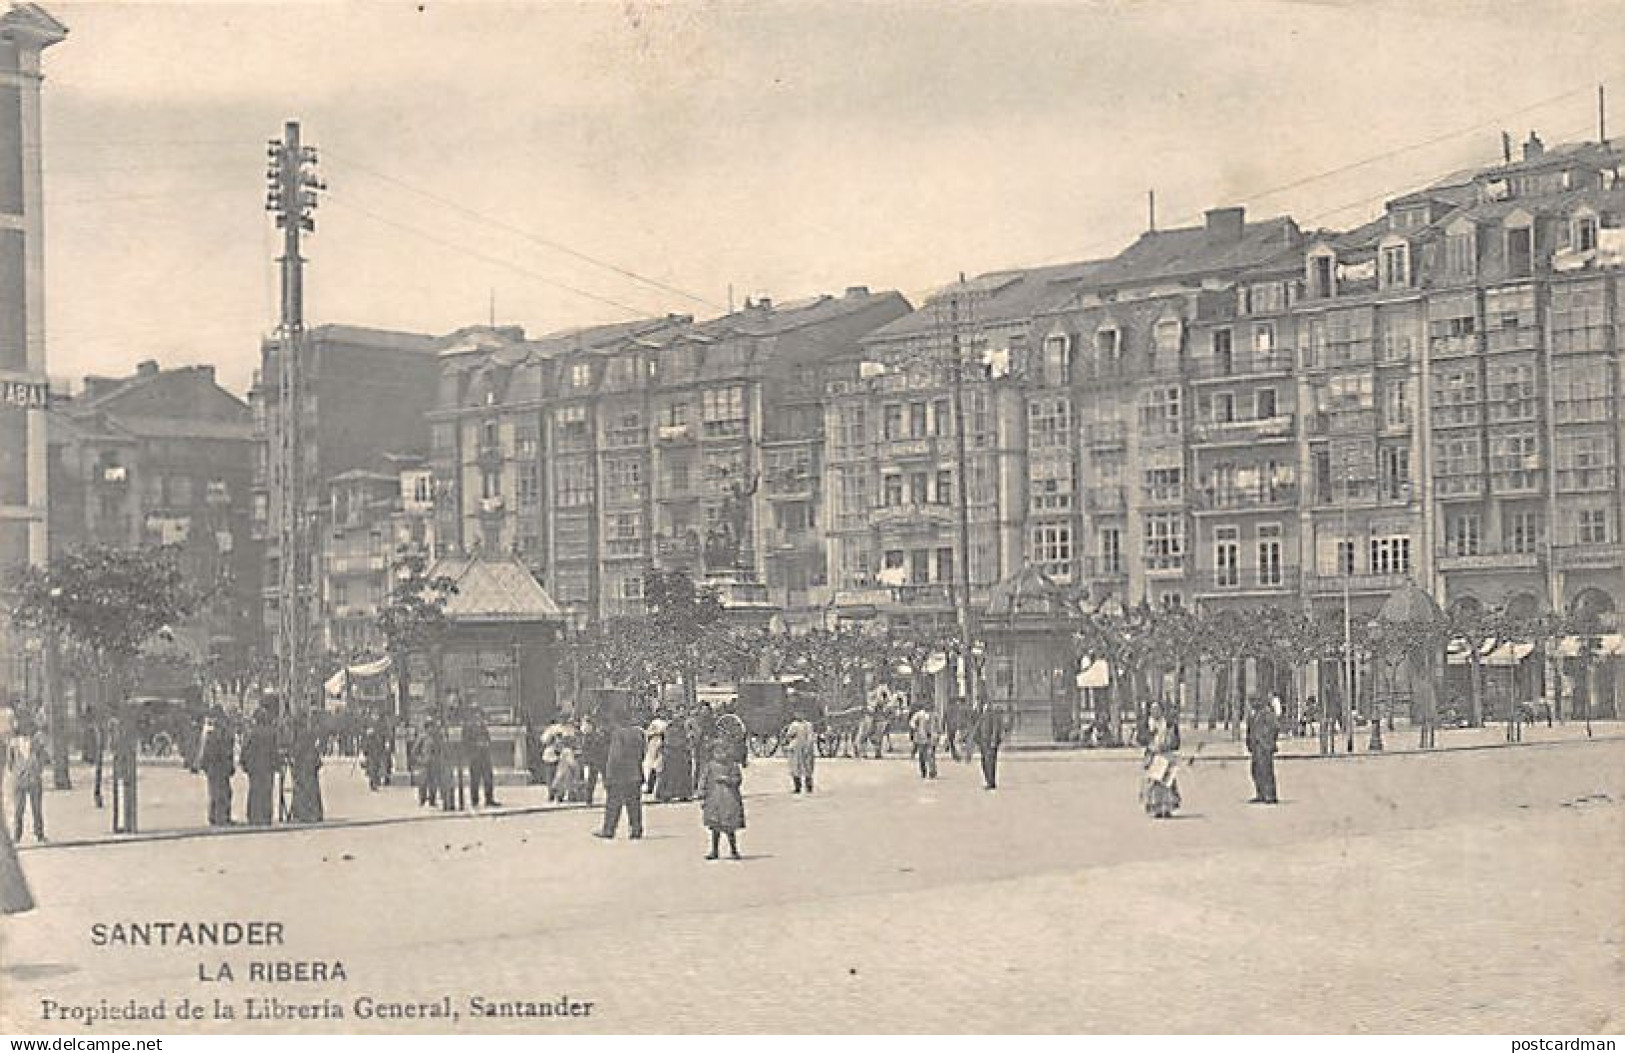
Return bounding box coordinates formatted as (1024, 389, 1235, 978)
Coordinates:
(3, 738, 1620, 1034)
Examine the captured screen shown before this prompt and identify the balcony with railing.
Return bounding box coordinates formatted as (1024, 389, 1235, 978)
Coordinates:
(1191, 565, 1300, 594)
(871, 502, 957, 531)
(1143, 553, 1186, 577)
(1191, 482, 1299, 512)
(1556, 466, 1620, 492)
(1309, 408, 1377, 436)
(1434, 472, 1485, 499)
(886, 436, 947, 461)
(1084, 421, 1127, 448)
(765, 471, 816, 501)
(1489, 467, 1544, 495)
(1552, 542, 1625, 570)
(604, 537, 647, 559)
(1183, 353, 1295, 382)
(1307, 570, 1412, 594)
(1554, 397, 1616, 425)
(1083, 485, 1125, 513)
(1190, 413, 1297, 446)
(476, 442, 504, 467)
(1081, 556, 1127, 581)
(1435, 545, 1541, 572)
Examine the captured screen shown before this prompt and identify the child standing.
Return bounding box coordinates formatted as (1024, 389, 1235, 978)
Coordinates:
(698, 740, 745, 860)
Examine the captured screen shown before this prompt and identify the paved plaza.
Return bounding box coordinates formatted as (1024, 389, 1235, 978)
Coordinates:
(3, 732, 1621, 1034)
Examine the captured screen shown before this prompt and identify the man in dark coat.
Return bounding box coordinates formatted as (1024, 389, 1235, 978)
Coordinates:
(361, 716, 392, 791)
(594, 716, 646, 840)
(579, 715, 609, 806)
(240, 707, 279, 826)
(198, 706, 236, 826)
(1246, 697, 1280, 804)
(463, 708, 499, 808)
(971, 703, 1007, 790)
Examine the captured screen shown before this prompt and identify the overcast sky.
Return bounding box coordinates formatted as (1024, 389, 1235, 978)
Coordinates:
(34, 0, 1625, 395)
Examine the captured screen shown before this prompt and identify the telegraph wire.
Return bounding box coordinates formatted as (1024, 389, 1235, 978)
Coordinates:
(322, 149, 727, 312)
(321, 191, 651, 319)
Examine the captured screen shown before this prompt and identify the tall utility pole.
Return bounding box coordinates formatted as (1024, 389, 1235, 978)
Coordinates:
(265, 120, 323, 716)
(946, 280, 978, 713)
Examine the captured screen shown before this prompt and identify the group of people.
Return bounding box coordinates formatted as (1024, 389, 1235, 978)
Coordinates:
(586, 699, 751, 860)
(193, 704, 327, 827)
(902, 699, 1010, 790)
(1138, 695, 1281, 819)
(409, 704, 499, 811)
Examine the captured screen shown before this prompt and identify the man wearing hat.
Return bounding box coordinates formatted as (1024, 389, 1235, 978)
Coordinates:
(1246, 696, 1280, 804)
(6, 712, 48, 843)
(594, 710, 646, 840)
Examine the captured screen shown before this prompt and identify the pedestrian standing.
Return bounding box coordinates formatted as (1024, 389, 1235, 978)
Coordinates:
(656, 712, 695, 802)
(197, 705, 236, 826)
(7, 714, 48, 843)
(1140, 705, 1182, 819)
(463, 707, 499, 807)
(0, 823, 32, 914)
(580, 715, 608, 806)
(784, 711, 817, 794)
(418, 717, 445, 807)
(908, 702, 938, 779)
(594, 715, 646, 840)
(972, 702, 1006, 790)
(714, 705, 747, 766)
(1246, 697, 1280, 804)
(551, 729, 583, 802)
(240, 707, 278, 826)
(642, 711, 668, 796)
(698, 740, 745, 860)
(288, 714, 325, 824)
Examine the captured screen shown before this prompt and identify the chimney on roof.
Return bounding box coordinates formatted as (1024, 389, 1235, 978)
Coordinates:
(845, 285, 870, 298)
(1204, 206, 1246, 243)
(1523, 130, 1545, 161)
(135, 359, 159, 377)
(755, 296, 772, 312)
(195, 364, 215, 383)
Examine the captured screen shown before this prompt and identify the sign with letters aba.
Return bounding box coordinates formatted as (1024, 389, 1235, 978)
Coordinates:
(0, 378, 49, 410)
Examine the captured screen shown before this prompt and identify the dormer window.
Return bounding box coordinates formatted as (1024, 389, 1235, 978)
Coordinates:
(1152, 317, 1182, 357)
(1505, 214, 1534, 277)
(1445, 227, 1477, 278)
(1574, 211, 1599, 253)
(1041, 333, 1073, 385)
(1095, 325, 1121, 362)
(1379, 241, 1411, 289)
(571, 362, 591, 388)
(1308, 249, 1336, 299)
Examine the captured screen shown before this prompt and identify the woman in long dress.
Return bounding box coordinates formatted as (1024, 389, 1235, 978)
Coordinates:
(1140, 707, 1182, 819)
(642, 713, 668, 795)
(656, 713, 694, 802)
(0, 824, 33, 914)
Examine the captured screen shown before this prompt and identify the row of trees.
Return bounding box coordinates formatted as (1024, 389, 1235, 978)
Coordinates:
(1071, 595, 1610, 749)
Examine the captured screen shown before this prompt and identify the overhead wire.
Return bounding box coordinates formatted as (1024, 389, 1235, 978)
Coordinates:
(320, 191, 651, 319)
(321, 148, 726, 312)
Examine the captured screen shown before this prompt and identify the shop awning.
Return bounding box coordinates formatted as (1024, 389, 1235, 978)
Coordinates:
(1076, 660, 1111, 689)
(1446, 640, 1534, 667)
(324, 655, 394, 698)
(1557, 634, 1625, 659)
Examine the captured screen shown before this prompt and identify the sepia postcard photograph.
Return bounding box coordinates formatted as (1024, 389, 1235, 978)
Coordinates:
(0, 0, 1623, 1040)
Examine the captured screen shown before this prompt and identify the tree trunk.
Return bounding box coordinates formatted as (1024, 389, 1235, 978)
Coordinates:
(1468, 648, 1484, 728)
(45, 629, 71, 790)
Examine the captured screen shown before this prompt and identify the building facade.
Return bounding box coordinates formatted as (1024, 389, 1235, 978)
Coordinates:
(250, 324, 444, 666)
(431, 290, 910, 627)
(49, 361, 262, 676)
(0, 3, 64, 702)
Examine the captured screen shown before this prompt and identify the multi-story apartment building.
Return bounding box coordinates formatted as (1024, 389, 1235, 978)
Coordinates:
(432, 289, 910, 627)
(48, 361, 261, 659)
(0, 3, 66, 706)
(250, 323, 445, 660)
(825, 265, 1101, 632)
(322, 454, 439, 657)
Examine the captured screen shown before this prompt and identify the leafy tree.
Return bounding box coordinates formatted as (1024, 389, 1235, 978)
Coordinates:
(375, 553, 459, 721)
(9, 544, 204, 833)
(643, 567, 724, 709)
